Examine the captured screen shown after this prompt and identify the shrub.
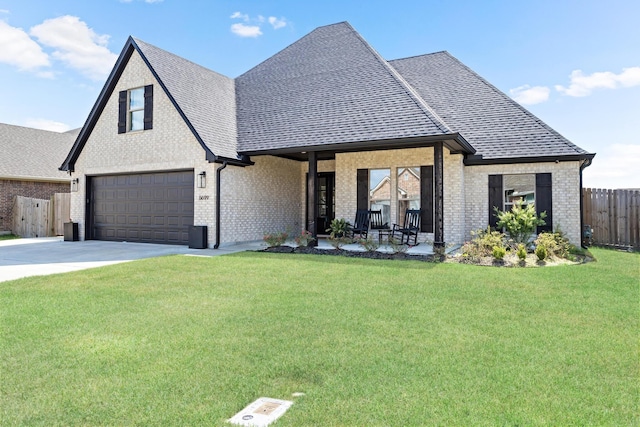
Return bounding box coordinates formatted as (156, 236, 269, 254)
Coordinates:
(294, 230, 314, 247)
(517, 243, 528, 260)
(328, 236, 352, 249)
(388, 237, 409, 254)
(460, 227, 505, 262)
(326, 218, 350, 239)
(534, 231, 571, 259)
(535, 244, 547, 261)
(495, 202, 546, 245)
(492, 245, 506, 260)
(263, 231, 288, 247)
(359, 236, 380, 252)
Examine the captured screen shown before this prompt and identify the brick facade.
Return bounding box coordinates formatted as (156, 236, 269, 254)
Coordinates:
(68, 51, 583, 248)
(0, 179, 69, 233)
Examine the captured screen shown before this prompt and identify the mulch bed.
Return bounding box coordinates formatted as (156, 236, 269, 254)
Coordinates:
(260, 245, 443, 262)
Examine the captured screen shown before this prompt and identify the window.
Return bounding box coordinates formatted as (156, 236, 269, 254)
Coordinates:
(397, 167, 420, 223)
(489, 173, 552, 234)
(369, 169, 391, 226)
(118, 85, 153, 134)
(503, 174, 535, 210)
(128, 88, 145, 131)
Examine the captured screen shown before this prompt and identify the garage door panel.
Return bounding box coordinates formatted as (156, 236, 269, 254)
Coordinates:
(91, 171, 194, 245)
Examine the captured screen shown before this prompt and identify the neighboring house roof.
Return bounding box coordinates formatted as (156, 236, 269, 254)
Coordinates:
(389, 52, 591, 162)
(60, 21, 593, 171)
(1, 123, 75, 182)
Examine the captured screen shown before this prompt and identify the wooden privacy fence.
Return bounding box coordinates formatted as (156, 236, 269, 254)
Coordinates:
(583, 188, 640, 250)
(12, 193, 71, 238)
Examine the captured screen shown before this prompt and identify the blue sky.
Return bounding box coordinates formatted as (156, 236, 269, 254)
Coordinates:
(1, 0, 638, 189)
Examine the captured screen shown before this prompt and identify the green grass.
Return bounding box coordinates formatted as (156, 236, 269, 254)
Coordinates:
(1, 248, 638, 426)
(0, 234, 19, 241)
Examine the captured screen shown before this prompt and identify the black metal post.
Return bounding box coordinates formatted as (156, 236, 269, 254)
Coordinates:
(434, 141, 445, 251)
(307, 151, 318, 246)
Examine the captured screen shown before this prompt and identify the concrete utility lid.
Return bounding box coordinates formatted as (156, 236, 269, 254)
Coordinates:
(228, 397, 294, 427)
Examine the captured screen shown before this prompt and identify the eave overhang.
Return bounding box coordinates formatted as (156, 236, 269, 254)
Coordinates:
(239, 133, 475, 162)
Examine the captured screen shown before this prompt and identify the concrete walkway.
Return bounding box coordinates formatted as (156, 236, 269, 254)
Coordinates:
(0, 237, 265, 283)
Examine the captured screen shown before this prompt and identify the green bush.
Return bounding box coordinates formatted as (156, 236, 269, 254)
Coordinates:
(359, 236, 380, 252)
(534, 231, 571, 259)
(517, 243, 528, 260)
(492, 245, 506, 260)
(461, 227, 505, 262)
(294, 230, 314, 247)
(535, 244, 547, 261)
(326, 218, 350, 239)
(495, 202, 546, 245)
(263, 231, 288, 247)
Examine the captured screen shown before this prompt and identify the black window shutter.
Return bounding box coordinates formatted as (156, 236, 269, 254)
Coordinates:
(420, 166, 434, 233)
(536, 173, 553, 233)
(117, 90, 127, 134)
(488, 174, 503, 228)
(356, 169, 369, 211)
(143, 85, 153, 130)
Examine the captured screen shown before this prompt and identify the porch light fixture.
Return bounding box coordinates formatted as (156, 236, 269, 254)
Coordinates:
(71, 178, 79, 192)
(198, 171, 206, 188)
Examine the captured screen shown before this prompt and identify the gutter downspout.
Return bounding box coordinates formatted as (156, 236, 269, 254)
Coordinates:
(213, 161, 228, 249)
(579, 157, 593, 249)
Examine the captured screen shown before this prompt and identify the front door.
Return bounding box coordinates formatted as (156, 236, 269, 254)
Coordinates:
(307, 172, 335, 235)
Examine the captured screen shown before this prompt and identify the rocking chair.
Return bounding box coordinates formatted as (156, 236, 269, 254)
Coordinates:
(347, 209, 370, 239)
(391, 209, 421, 246)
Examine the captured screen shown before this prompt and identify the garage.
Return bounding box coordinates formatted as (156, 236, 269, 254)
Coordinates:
(89, 171, 194, 245)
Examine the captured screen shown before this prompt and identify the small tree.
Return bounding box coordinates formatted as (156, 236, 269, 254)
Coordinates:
(495, 202, 546, 245)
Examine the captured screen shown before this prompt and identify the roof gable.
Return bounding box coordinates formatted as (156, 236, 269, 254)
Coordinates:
(389, 52, 591, 160)
(61, 37, 244, 171)
(235, 22, 455, 154)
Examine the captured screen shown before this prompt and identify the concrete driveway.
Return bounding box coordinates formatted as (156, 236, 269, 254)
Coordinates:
(0, 237, 264, 283)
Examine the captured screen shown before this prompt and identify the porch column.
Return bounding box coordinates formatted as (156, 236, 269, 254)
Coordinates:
(307, 151, 318, 246)
(434, 141, 445, 251)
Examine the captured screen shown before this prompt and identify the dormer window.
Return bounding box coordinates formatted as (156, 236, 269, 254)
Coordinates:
(118, 85, 153, 133)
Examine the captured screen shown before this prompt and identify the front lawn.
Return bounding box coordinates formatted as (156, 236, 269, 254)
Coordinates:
(1, 248, 637, 426)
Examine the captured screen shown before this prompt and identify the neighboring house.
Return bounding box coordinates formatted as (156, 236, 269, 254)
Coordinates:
(0, 123, 77, 233)
(60, 22, 594, 248)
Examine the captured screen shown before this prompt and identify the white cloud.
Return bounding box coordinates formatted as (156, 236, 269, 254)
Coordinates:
(509, 84, 550, 105)
(230, 12, 288, 37)
(24, 118, 71, 133)
(268, 16, 287, 30)
(555, 67, 640, 97)
(230, 23, 262, 38)
(583, 144, 640, 189)
(30, 15, 117, 81)
(230, 12, 249, 22)
(0, 20, 50, 71)
(0, 9, 9, 14)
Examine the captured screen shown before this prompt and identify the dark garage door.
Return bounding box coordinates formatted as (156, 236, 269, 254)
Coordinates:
(90, 171, 194, 245)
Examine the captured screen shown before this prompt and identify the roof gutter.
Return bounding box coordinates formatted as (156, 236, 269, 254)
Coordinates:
(464, 153, 596, 166)
(579, 155, 595, 249)
(213, 161, 228, 249)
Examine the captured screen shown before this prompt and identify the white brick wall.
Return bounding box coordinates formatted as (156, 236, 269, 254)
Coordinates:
(463, 161, 582, 245)
(70, 50, 214, 241)
(219, 155, 302, 245)
(335, 147, 466, 245)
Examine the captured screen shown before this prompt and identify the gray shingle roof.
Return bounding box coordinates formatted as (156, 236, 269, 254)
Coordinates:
(1, 123, 75, 181)
(133, 38, 239, 160)
(389, 52, 590, 160)
(236, 22, 454, 154)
